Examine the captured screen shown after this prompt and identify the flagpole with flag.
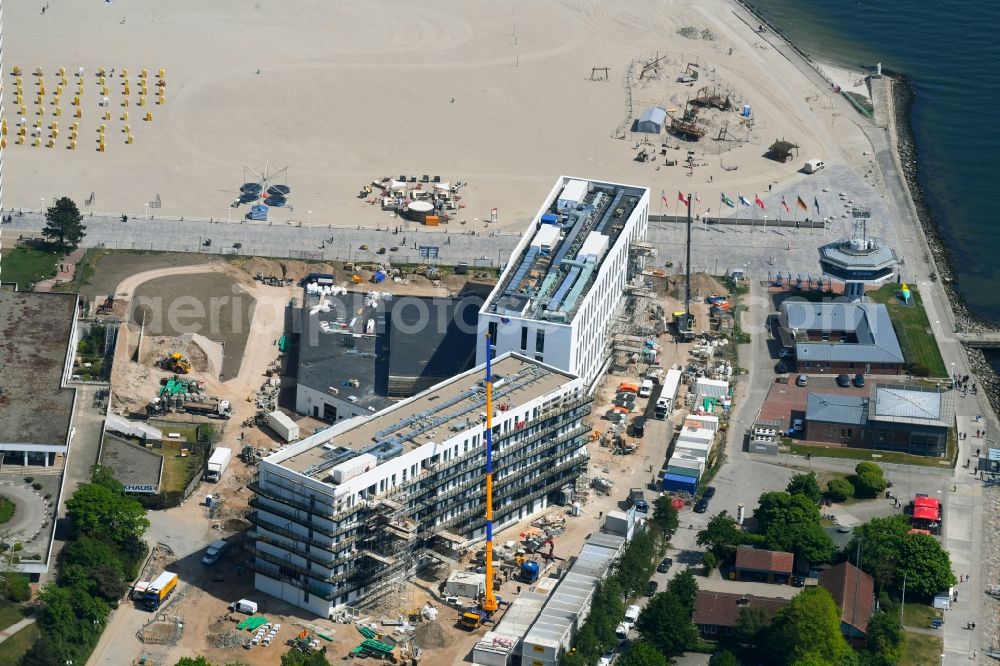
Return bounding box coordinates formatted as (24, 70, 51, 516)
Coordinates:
(660, 189, 666, 222)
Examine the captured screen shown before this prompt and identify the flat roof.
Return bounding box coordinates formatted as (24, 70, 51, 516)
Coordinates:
(0, 291, 77, 445)
(278, 353, 576, 478)
(523, 533, 625, 650)
(485, 177, 647, 323)
(297, 288, 485, 406)
(870, 385, 953, 428)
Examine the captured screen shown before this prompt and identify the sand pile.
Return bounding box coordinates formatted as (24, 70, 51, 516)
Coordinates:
(413, 621, 452, 649)
(236, 258, 339, 283)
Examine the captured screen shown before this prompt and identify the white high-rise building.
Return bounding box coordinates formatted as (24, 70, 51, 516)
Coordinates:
(478, 177, 650, 387)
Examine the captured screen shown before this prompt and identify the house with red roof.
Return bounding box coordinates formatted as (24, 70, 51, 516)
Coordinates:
(692, 590, 790, 639)
(819, 562, 876, 644)
(734, 546, 795, 584)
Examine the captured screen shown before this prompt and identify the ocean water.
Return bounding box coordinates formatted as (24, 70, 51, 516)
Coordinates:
(746, 0, 1000, 322)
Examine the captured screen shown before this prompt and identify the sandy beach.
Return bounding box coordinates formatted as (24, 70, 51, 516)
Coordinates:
(3, 0, 877, 230)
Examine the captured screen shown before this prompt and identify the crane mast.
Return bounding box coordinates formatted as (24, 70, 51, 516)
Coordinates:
(481, 334, 499, 613)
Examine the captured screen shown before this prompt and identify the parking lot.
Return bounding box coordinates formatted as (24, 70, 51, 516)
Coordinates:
(758, 374, 915, 431)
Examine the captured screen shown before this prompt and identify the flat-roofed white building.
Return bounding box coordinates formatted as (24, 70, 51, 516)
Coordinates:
(478, 177, 650, 387)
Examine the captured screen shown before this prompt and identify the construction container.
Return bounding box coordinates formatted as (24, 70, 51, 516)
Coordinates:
(445, 571, 485, 599)
(266, 411, 300, 442)
(327, 453, 377, 485)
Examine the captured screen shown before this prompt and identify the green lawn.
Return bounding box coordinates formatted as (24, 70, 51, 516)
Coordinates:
(0, 620, 39, 666)
(901, 602, 942, 629)
(789, 442, 954, 468)
(0, 495, 14, 524)
(900, 630, 943, 666)
(0, 246, 59, 290)
(0, 601, 25, 632)
(869, 284, 947, 377)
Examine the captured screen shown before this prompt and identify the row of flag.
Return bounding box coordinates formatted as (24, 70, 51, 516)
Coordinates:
(663, 190, 820, 214)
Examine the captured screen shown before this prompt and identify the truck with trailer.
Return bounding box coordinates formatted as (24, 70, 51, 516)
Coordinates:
(266, 410, 300, 442)
(143, 571, 178, 611)
(205, 448, 232, 482)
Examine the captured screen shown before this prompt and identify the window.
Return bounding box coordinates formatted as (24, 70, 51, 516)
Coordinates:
(488, 321, 498, 342)
(535, 330, 545, 353)
(520, 326, 528, 350)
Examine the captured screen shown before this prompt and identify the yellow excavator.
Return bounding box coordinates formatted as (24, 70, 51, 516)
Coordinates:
(158, 352, 192, 374)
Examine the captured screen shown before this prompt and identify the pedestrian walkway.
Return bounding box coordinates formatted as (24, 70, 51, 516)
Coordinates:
(33, 246, 85, 292)
(0, 617, 36, 645)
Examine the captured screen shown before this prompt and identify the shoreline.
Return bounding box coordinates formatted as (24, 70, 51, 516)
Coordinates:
(738, 0, 1000, 412)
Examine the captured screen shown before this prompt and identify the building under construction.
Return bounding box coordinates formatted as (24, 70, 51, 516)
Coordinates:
(249, 353, 590, 617)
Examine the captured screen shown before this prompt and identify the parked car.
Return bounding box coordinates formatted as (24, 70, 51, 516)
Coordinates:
(202, 539, 229, 566)
(694, 498, 709, 513)
(854, 373, 865, 387)
(598, 651, 616, 666)
(793, 576, 806, 587)
(703, 486, 716, 499)
(836, 374, 851, 387)
(630, 416, 646, 438)
(790, 418, 804, 433)
(647, 580, 659, 596)
(796, 374, 808, 387)
(778, 348, 792, 359)
(657, 557, 673, 573)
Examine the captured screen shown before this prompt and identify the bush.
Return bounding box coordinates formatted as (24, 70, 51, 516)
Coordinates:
(703, 551, 718, 573)
(23, 477, 34, 484)
(853, 462, 887, 497)
(826, 478, 854, 502)
(909, 363, 930, 377)
(13, 542, 23, 552)
(32, 482, 43, 491)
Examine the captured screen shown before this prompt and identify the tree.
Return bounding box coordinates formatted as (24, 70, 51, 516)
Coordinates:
(846, 515, 911, 592)
(895, 532, 956, 598)
(281, 648, 331, 666)
(666, 568, 699, 613)
(786, 472, 822, 504)
(562, 651, 588, 666)
(735, 606, 769, 644)
(91, 464, 124, 494)
(571, 622, 601, 663)
(590, 579, 626, 647)
(618, 641, 668, 666)
(827, 478, 854, 502)
(753, 492, 834, 564)
(176, 659, 215, 666)
(709, 650, 740, 666)
(764, 587, 857, 666)
(636, 592, 699, 656)
(649, 495, 680, 551)
(614, 531, 656, 599)
(848, 515, 955, 596)
(41, 196, 86, 250)
(65, 482, 149, 548)
(697, 510, 744, 560)
(702, 551, 718, 573)
(853, 462, 887, 497)
(864, 611, 906, 666)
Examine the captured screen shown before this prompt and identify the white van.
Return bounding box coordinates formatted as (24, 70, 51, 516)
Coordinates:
(202, 539, 229, 566)
(228, 599, 258, 614)
(624, 604, 642, 625)
(638, 380, 654, 398)
(803, 159, 825, 174)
